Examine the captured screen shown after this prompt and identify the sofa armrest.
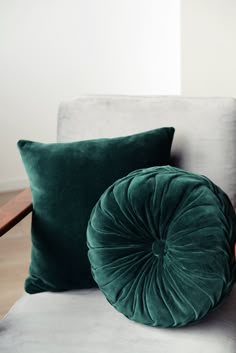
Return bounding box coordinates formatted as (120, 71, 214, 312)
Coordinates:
(0, 188, 32, 237)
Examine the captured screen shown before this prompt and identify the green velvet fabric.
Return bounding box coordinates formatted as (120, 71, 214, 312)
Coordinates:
(17, 127, 174, 294)
(87, 166, 236, 327)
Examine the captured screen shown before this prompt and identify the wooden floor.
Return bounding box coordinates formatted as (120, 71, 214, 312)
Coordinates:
(0, 190, 31, 319)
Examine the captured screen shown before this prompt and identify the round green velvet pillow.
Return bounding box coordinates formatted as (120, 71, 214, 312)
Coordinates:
(87, 166, 236, 327)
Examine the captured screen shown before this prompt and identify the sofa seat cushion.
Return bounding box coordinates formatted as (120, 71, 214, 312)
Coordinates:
(0, 286, 236, 353)
(87, 166, 236, 327)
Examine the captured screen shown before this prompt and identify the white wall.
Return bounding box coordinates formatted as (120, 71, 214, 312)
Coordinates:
(182, 0, 236, 97)
(0, 0, 180, 191)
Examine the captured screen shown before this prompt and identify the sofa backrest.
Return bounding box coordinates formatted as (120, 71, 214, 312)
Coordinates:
(57, 96, 236, 208)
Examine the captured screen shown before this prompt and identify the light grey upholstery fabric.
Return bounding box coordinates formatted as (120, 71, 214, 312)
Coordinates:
(0, 286, 236, 353)
(58, 96, 236, 207)
(1, 96, 236, 353)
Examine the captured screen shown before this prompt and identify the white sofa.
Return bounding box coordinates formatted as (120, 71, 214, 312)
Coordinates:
(0, 96, 236, 353)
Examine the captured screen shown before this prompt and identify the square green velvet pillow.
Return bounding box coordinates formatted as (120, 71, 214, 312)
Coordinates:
(18, 127, 174, 294)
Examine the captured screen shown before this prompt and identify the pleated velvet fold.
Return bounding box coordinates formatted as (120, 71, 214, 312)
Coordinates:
(87, 166, 236, 327)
